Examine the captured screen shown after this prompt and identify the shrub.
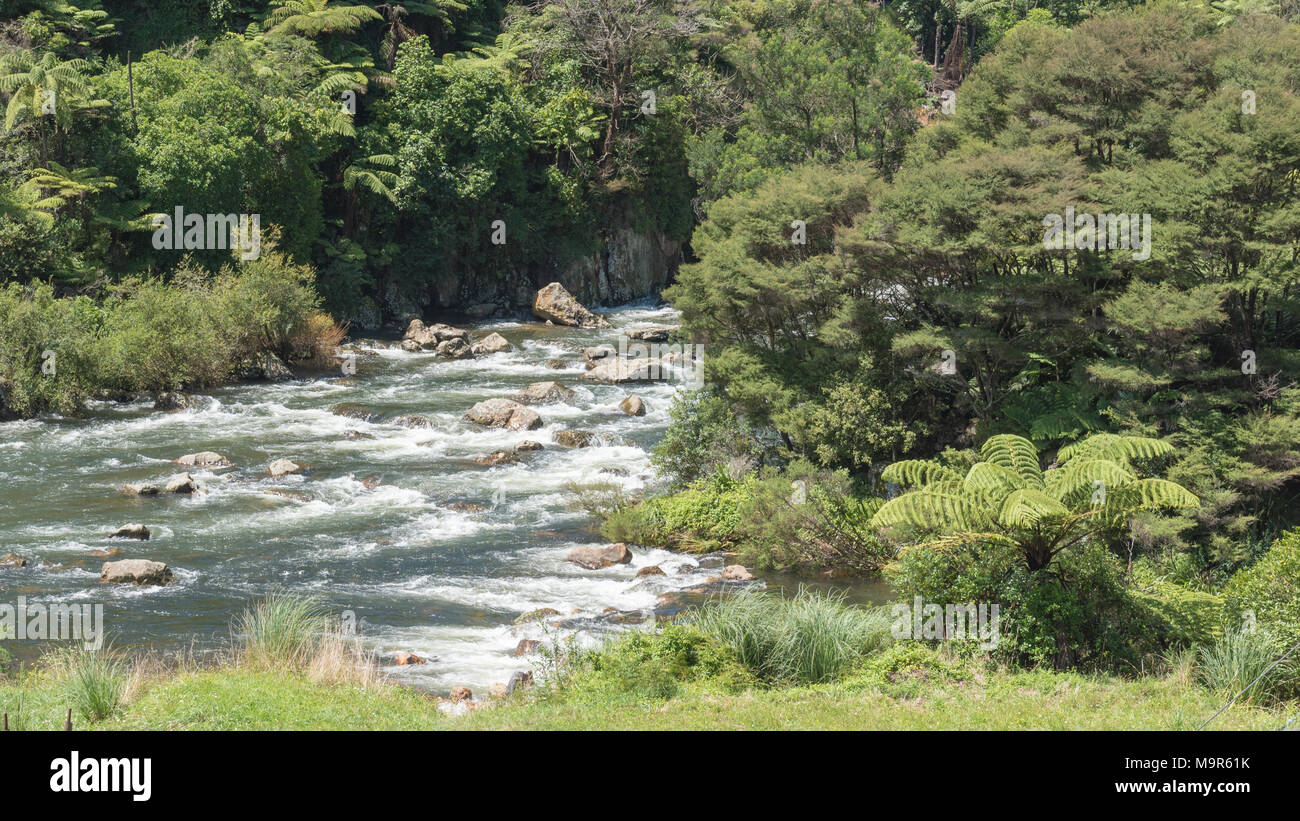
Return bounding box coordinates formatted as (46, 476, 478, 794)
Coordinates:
(887, 538, 1164, 671)
(601, 470, 752, 551)
(60, 648, 127, 723)
(1222, 529, 1300, 652)
(650, 390, 769, 488)
(237, 592, 333, 670)
(1197, 629, 1296, 704)
(564, 625, 753, 700)
(1129, 564, 1225, 646)
(690, 589, 894, 684)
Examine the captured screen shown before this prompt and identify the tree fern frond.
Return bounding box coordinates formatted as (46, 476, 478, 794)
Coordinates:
(880, 459, 961, 488)
(980, 434, 1043, 487)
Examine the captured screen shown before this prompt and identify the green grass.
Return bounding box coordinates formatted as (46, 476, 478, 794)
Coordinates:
(237, 592, 334, 670)
(691, 589, 893, 684)
(1, 661, 1291, 731)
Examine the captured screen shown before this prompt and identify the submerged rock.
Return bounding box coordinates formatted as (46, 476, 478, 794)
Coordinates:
(109, 523, 151, 541)
(390, 414, 432, 429)
(330, 403, 384, 422)
(636, 565, 666, 578)
(0, 553, 30, 568)
(393, 652, 425, 666)
(514, 440, 543, 453)
(566, 542, 632, 569)
(532, 282, 612, 328)
(464, 398, 543, 431)
(100, 559, 173, 586)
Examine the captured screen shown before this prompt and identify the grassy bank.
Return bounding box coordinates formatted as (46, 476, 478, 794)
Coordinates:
(2, 592, 1295, 731)
(1, 660, 1289, 731)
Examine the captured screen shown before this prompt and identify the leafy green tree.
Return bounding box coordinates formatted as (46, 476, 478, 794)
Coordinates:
(872, 433, 1199, 570)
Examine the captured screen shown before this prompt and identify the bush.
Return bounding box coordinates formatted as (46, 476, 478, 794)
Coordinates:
(1129, 563, 1225, 646)
(650, 390, 769, 488)
(1222, 529, 1300, 652)
(237, 592, 333, 670)
(1197, 628, 1296, 704)
(887, 538, 1164, 671)
(690, 589, 894, 684)
(601, 470, 752, 551)
(564, 625, 753, 700)
(59, 648, 127, 724)
(0, 246, 331, 418)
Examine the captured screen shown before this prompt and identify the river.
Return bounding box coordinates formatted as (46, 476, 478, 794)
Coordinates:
(0, 298, 891, 695)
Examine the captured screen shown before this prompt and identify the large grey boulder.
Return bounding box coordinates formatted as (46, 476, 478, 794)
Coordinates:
(508, 381, 576, 405)
(100, 559, 173, 586)
(464, 398, 543, 431)
(532, 282, 612, 328)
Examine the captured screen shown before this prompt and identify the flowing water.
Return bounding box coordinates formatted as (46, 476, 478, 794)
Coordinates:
(0, 298, 888, 695)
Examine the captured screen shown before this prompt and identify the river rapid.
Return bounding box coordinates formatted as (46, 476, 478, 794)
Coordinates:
(0, 299, 738, 694)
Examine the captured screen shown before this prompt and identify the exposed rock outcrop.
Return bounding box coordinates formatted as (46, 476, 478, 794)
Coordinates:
(566, 542, 632, 569)
(100, 559, 173, 585)
(532, 282, 612, 328)
(508, 381, 575, 405)
(464, 398, 543, 431)
(619, 395, 647, 416)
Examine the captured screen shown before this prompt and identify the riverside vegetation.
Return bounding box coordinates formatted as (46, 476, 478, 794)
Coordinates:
(2, 0, 1300, 730)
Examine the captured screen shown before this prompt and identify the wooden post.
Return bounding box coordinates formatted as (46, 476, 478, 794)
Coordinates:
(65, 708, 72, 731)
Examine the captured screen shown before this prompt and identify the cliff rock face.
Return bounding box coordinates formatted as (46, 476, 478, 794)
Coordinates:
(554, 228, 682, 308)
(372, 229, 681, 327)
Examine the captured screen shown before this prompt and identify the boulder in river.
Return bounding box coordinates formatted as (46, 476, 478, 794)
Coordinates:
(470, 332, 510, 356)
(100, 559, 173, 586)
(583, 345, 616, 367)
(619, 395, 647, 416)
(174, 451, 229, 468)
(580, 357, 662, 384)
(121, 482, 160, 496)
(553, 429, 597, 448)
(464, 398, 543, 431)
(154, 392, 199, 411)
(268, 458, 303, 477)
(507, 670, 533, 693)
(236, 351, 293, 382)
(509, 381, 575, 405)
(566, 542, 632, 569)
(391, 414, 432, 429)
(449, 685, 473, 703)
(164, 473, 200, 494)
(404, 319, 471, 350)
(625, 326, 678, 343)
(393, 652, 425, 666)
(545, 358, 569, 370)
(435, 338, 472, 359)
(532, 282, 612, 328)
(330, 402, 384, 422)
(513, 607, 561, 625)
(475, 450, 518, 467)
(511, 639, 540, 657)
(342, 429, 375, 440)
(1, 553, 30, 568)
(514, 440, 543, 453)
(636, 565, 666, 578)
(109, 523, 151, 541)
(722, 564, 755, 582)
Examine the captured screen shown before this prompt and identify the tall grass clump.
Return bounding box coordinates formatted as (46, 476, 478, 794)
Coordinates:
(60, 647, 127, 723)
(690, 588, 893, 684)
(1197, 629, 1296, 704)
(237, 592, 333, 670)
